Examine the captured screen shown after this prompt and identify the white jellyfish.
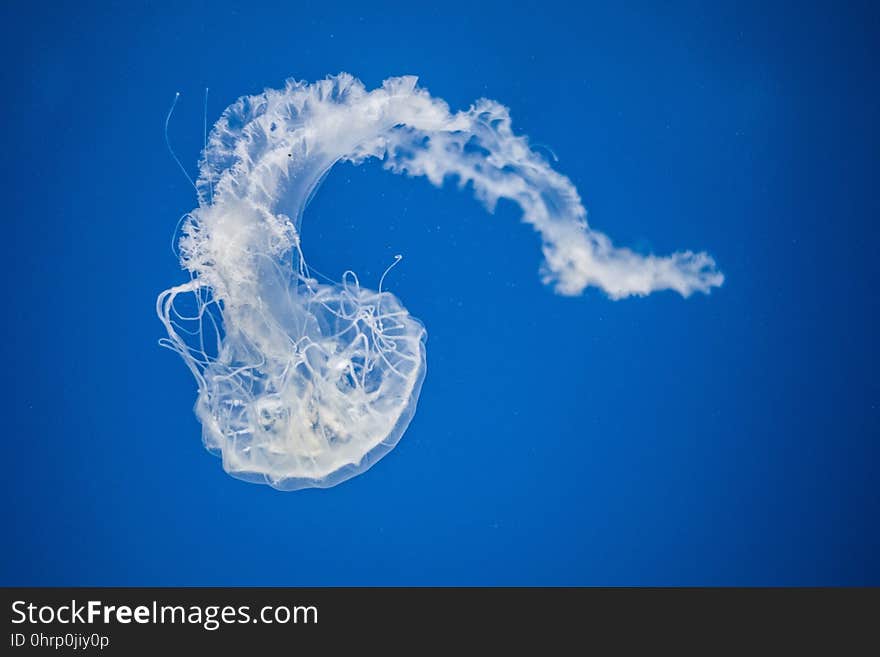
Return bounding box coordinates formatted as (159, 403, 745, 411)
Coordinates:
(158, 73, 723, 490)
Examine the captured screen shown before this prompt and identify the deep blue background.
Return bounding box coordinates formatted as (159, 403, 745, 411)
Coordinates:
(2, 1, 877, 585)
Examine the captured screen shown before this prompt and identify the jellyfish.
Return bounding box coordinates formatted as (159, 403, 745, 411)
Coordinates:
(157, 73, 723, 490)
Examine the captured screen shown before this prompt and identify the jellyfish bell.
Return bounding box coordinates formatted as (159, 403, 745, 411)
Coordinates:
(159, 272, 426, 491)
(158, 73, 723, 491)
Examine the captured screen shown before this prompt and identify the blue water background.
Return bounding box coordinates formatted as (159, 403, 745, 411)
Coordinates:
(2, 1, 877, 584)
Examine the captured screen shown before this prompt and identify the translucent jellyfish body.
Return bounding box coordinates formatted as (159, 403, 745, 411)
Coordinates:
(158, 73, 723, 490)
